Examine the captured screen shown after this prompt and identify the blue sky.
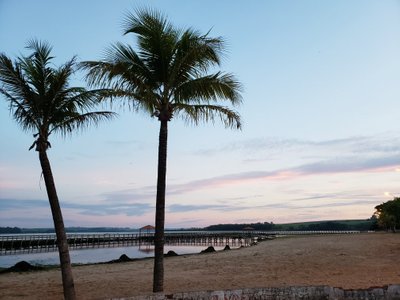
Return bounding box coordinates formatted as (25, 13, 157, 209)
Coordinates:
(0, 0, 399, 228)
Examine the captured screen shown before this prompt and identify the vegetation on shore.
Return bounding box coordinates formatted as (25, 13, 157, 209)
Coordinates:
(374, 197, 400, 232)
(204, 219, 377, 231)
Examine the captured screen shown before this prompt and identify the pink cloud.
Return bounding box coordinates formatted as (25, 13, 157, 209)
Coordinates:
(165, 155, 400, 194)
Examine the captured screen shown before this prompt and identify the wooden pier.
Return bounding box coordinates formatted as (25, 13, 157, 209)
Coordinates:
(0, 232, 255, 255)
(0, 230, 360, 255)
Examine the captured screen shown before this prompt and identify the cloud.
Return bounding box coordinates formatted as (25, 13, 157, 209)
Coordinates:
(167, 197, 380, 214)
(292, 155, 400, 175)
(67, 197, 154, 216)
(292, 191, 376, 202)
(160, 154, 400, 196)
(2, 132, 397, 227)
(194, 132, 400, 160)
(101, 188, 155, 203)
(65, 202, 153, 216)
(0, 199, 48, 209)
(0, 198, 153, 217)
(3, 150, 390, 219)
(166, 203, 258, 214)
(167, 200, 301, 214)
(305, 199, 380, 209)
(168, 203, 241, 213)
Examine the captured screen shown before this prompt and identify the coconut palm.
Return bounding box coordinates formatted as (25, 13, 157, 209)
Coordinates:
(81, 8, 242, 292)
(0, 40, 115, 300)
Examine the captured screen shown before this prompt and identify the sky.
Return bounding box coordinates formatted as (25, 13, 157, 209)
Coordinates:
(0, 0, 399, 228)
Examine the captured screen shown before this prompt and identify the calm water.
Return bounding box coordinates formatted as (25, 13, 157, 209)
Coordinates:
(0, 244, 229, 268)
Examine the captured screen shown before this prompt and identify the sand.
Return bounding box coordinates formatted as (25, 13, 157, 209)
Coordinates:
(0, 233, 399, 299)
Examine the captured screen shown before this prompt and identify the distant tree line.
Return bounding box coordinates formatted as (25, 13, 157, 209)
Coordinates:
(205, 222, 276, 231)
(281, 220, 376, 231)
(203, 219, 376, 232)
(375, 197, 400, 232)
(0, 227, 22, 234)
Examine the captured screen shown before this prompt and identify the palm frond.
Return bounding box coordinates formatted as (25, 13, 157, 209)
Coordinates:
(174, 72, 242, 106)
(80, 43, 153, 90)
(123, 8, 175, 45)
(174, 103, 241, 129)
(79, 61, 117, 87)
(0, 53, 42, 132)
(167, 29, 223, 88)
(0, 54, 33, 104)
(25, 39, 53, 64)
(123, 8, 178, 83)
(177, 28, 224, 69)
(49, 111, 117, 137)
(20, 39, 54, 97)
(0, 87, 40, 132)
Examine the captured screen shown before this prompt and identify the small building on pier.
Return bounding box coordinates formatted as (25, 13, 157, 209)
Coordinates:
(139, 225, 155, 237)
(138, 225, 155, 253)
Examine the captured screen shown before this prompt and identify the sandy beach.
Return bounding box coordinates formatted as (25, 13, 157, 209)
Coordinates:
(0, 233, 399, 299)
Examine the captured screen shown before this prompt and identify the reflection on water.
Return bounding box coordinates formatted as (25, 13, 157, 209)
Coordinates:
(0, 245, 231, 268)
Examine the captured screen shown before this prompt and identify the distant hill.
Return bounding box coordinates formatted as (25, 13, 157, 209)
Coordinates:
(203, 219, 377, 232)
(0, 227, 23, 234)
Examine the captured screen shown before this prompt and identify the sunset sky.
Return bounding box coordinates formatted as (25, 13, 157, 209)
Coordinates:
(0, 0, 399, 228)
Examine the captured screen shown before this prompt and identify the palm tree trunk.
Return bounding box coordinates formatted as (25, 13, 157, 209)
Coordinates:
(153, 119, 168, 293)
(38, 150, 76, 300)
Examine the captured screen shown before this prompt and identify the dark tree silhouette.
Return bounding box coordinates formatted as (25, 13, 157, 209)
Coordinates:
(0, 40, 115, 300)
(375, 197, 400, 232)
(81, 8, 242, 292)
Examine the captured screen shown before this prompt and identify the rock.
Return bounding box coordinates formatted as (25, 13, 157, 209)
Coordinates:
(223, 245, 231, 251)
(108, 254, 133, 263)
(118, 254, 132, 262)
(1, 261, 43, 273)
(165, 250, 178, 257)
(201, 246, 216, 253)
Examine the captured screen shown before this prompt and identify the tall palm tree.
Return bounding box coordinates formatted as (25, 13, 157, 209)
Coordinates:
(81, 8, 242, 293)
(0, 40, 115, 300)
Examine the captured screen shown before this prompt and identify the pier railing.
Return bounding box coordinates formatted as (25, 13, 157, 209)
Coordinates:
(0, 230, 360, 255)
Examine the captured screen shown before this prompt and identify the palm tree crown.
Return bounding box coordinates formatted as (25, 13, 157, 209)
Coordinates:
(0, 40, 115, 151)
(81, 8, 242, 127)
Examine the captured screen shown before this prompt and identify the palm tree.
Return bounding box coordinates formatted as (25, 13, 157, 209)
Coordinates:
(0, 40, 115, 300)
(81, 8, 242, 293)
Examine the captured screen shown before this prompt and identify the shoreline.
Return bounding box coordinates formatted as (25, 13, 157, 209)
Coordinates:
(0, 244, 245, 278)
(0, 233, 399, 299)
(0, 243, 238, 270)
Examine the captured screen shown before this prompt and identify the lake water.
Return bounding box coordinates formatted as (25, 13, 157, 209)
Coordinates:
(0, 244, 230, 268)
